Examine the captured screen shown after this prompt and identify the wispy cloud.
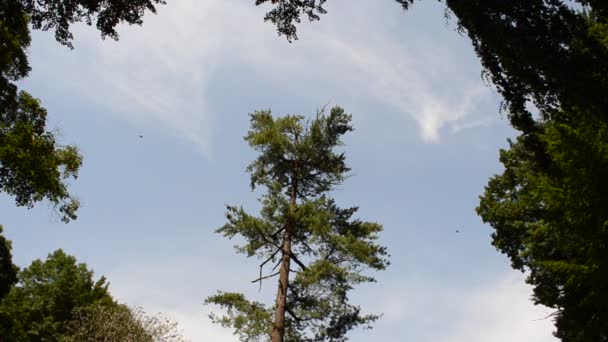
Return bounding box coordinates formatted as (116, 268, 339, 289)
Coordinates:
(27, 0, 498, 157)
(314, 26, 493, 142)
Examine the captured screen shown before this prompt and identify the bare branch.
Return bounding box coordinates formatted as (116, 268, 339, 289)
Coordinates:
(533, 310, 560, 321)
(300, 240, 313, 253)
(285, 306, 301, 322)
(270, 226, 285, 239)
(258, 247, 282, 291)
(271, 258, 282, 272)
(253, 226, 281, 250)
(324, 244, 336, 260)
(289, 252, 308, 271)
(251, 271, 280, 284)
(261, 247, 282, 268)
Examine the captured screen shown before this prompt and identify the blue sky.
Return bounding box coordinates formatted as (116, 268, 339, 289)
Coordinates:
(1, 0, 558, 340)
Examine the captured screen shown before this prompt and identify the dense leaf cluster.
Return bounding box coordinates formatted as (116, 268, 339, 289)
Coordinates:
(0, 249, 113, 340)
(21, 0, 166, 48)
(255, 0, 327, 41)
(478, 112, 608, 341)
(0, 244, 183, 341)
(1, 92, 82, 222)
(0, 225, 17, 299)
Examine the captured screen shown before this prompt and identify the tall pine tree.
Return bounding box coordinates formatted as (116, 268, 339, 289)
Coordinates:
(206, 106, 389, 342)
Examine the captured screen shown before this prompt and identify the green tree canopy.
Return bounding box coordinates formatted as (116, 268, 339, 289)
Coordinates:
(1, 92, 82, 222)
(0, 249, 113, 341)
(477, 110, 608, 341)
(205, 107, 389, 342)
(4, 0, 166, 49)
(416, 1, 608, 134)
(0, 0, 30, 107)
(0, 248, 185, 341)
(0, 225, 17, 299)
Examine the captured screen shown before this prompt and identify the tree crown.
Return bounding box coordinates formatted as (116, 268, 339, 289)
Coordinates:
(206, 107, 388, 341)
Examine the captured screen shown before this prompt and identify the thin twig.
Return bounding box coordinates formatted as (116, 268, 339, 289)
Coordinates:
(533, 311, 560, 321)
(271, 258, 282, 272)
(251, 271, 280, 284)
(257, 247, 282, 291)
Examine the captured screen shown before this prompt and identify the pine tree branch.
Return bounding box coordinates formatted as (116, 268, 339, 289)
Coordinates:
(289, 252, 308, 271)
(261, 247, 282, 268)
(254, 226, 281, 250)
(324, 244, 336, 260)
(258, 247, 282, 291)
(295, 188, 306, 200)
(270, 227, 285, 239)
(285, 306, 301, 322)
(251, 271, 280, 284)
(271, 258, 282, 272)
(300, 240, 313, 254)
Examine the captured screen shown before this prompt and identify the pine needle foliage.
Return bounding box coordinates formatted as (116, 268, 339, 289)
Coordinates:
(205, 106, 389, 342)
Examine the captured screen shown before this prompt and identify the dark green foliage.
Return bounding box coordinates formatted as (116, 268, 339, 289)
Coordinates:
(0, 0, 31, 111)
(0, 248, 184, 341)
(253, 0, 411, 41)
(473, 11, 608, 341)
(1, 91, 82, 222)
(0, 249, 113, 341)
(477, 111, 608, 341)
(0, 1, 29, 77)
(21, 0, 166, 48)
(434, 1, 608, 136)
(206, 107, 388, 341)
(254, 0, 327, 41)
(0, 225, 18, 299)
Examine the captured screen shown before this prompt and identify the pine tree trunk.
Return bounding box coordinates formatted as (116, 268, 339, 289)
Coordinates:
(270, 226, 291, 342)
(271, 177, 297, 342)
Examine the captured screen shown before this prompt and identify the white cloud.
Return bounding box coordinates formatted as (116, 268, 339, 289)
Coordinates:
(105, 255, 243, 342)
(443, 273, 557, 342)
(366, 272, 557, 342)
(314, 25, 493, 143)
(163, 308, 235, 342)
